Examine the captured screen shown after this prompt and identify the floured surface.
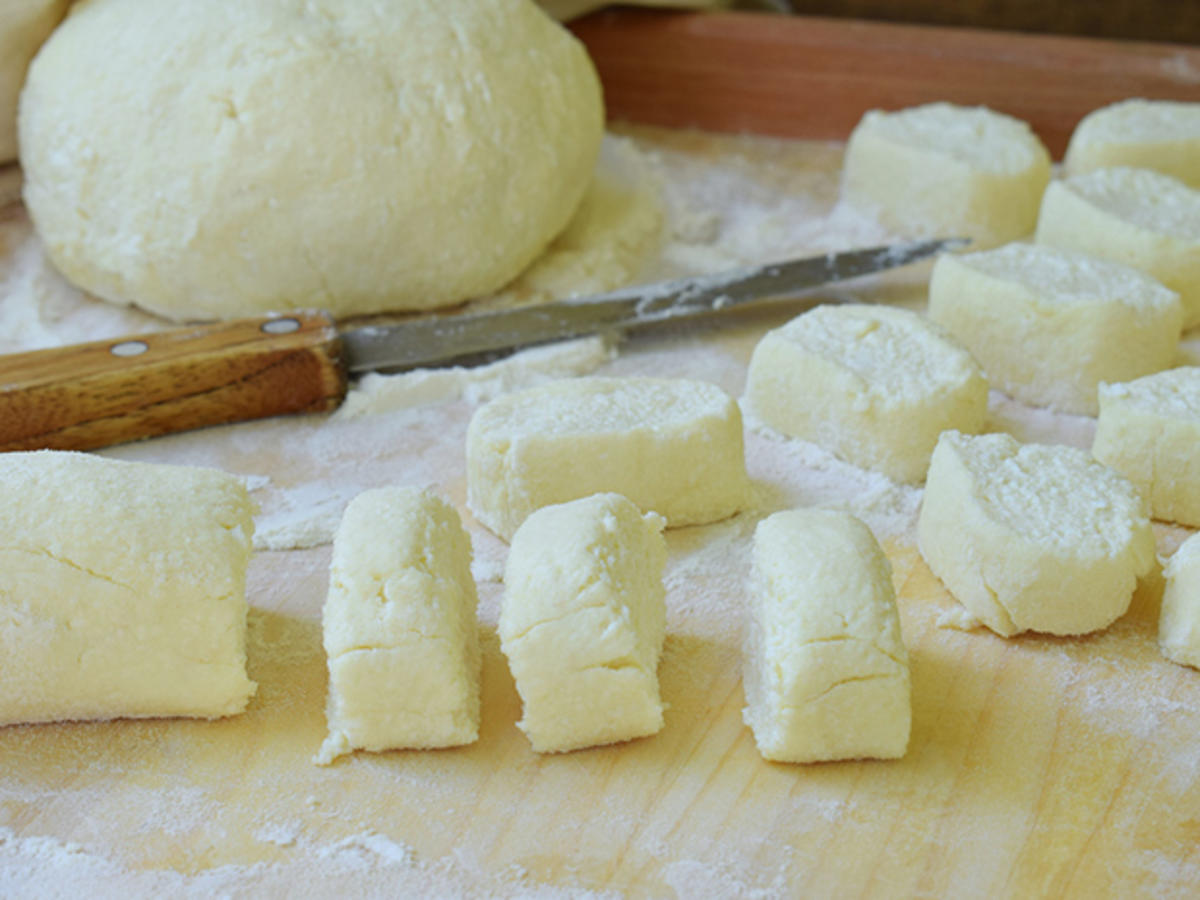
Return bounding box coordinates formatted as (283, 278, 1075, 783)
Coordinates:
(2, 125, 1200, 897)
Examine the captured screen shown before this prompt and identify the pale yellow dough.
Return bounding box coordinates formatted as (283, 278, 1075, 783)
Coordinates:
(317, 487, 480, 765)
(1160, 532, 1200, 669)
(929, 243, 1182, 415)
(466, 376, 749, 541)
(1093, 367, 1200, 527)
(1064, 99, 1200, 188)
(742, 509, 910, 763)
(918, 431, 1155, 637)
(841, 102, 1051, 249)
(19, 0, 602, 320)
(0, 451, 256, 725)
(500, 493, 667, 753)
(743, 304, 988, 484)
(1035, 167, 1200, 329)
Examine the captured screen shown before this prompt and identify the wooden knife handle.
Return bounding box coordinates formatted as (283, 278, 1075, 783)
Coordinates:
(0, 312, 347, 452)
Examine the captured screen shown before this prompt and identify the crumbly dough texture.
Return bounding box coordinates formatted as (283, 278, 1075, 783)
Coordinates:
(743, 509, 910, 763)
(1035, 166, 1200, 329)
(1093, 367, 1200, 527)
(499, 493, 667, 753)
(18, 0, 602, 320)
(0, 451, 257, 725)
(918, 431, 1155, 637)
(466, 376, 749, 540)
(1161, 532, 1200, 669)
(317, 487, 480, 764)
(1064, 99, 1200, 189)
(929, 243, 1182, 415)
(841, 102, 1051, 249)
(0, 0, 69, 163)
(743, 303, 988, 484)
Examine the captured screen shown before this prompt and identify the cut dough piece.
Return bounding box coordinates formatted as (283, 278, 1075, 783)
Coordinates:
(918, 431, 1155, 637)
(1035, 167, 1200, 329)
(841, 102, 1052, 249)
(0, 0, 69, 163)
(317, 487, 480, 764)
(1093, 367, 1200, 527)
(743, 304, 988, 484)
(928, 243, 1182, 415)
(1160, 532, 1200, 669)
(0, 451, 256, 725)
(467, 376, 749, 541)
(743, 509, 910, 763)
(499, 493, 667, 753)
(1064, 99, 1200, 188)
(19, 0, 602, 320)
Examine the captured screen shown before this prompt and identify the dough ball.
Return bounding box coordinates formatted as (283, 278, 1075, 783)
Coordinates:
(918, 431, 1155, 637)
(1160, 532, 1200, 669)
(1035, 167, 1200, 329)
(841, 102, 1051, 249)
(1065, 99, 1200, 188)
(743, 509, 910, 763)
(1093, 367, 1200, 528)
(317, 487, 480, 765)
(0, 0, 68, 164)
(499, 493, 667, 753)
(18, 0, 603, 320)
(929, 243, 1182, 415)
(466, 376, 749, 541)
(743, 304, 988, 484)
(0, 451, 257, 726)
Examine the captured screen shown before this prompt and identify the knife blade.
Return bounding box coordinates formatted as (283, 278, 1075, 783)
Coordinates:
(0, 237, 960, 452)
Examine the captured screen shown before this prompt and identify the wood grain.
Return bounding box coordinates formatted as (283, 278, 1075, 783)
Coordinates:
(572, 9, 1200, 157)
(0, 313, 346, 451)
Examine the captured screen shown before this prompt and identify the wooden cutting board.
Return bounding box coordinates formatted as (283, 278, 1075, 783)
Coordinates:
(3, 11, 1200, 897)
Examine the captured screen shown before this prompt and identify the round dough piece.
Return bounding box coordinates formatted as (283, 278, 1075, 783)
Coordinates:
(1064, 99, 1200, 188)
(1035, 167, 1200, 329)
(929, 243, 1182, 415)
(0, 0, 69, 164)
(743, 304, 988, 484)
(1093, 367, 1200, 527)
(841, 103, 1051, 249)
(918, 431, 1155, 637)
(19, 0, 603, 321)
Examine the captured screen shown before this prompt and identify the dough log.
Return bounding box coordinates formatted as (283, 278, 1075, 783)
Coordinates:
(0, 451, 257, 725)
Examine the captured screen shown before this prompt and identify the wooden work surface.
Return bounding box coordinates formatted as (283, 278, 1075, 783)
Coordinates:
(3, 10, 1200, 898)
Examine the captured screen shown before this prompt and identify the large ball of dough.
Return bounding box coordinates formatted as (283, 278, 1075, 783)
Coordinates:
(0, 0, 69, 164)
(19, 0, 604, 320)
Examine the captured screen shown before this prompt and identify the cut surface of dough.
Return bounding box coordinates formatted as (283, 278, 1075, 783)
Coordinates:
(918, 431, 1155, 637)
(499, 493, 667, 753)
(1035, 166, 1200, 328)
(1093, 367, 1200, 527)
(466, 376, 749, 540)
(317, 487, 480, 764)
(929, 243, 1182, 415)
(0, 451, 256, 725)
(742, 508, 910, 763)
(1064, 99, 1200, 188)
(743, 303, 987, 484)
(18, 0, 602, 320)
(841, 102, 1051, 249)
(1161, 532, 1200, 669)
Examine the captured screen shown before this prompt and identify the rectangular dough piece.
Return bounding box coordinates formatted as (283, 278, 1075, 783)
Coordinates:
(1161, 532, 1200, 668)
(0, 451, 257, 725)
(466, 376, 749, 541)
(743, 508, 910, 762)
(499, 493, 667, 753)
(317, 487, 480, 764)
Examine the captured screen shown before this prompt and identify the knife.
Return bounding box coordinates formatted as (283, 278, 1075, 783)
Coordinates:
(0, 237, 959, 452)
